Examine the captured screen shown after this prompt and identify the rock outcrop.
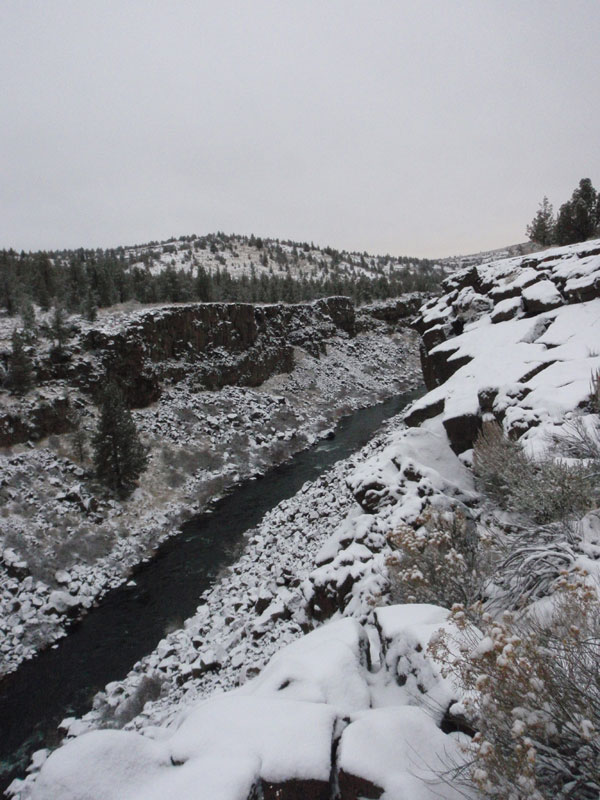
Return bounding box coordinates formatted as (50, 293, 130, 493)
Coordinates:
(0, 298, 357, 445)
(21, 613, 469, 800)
(414, 239, 600, 452)
(81, 297, 356, 407)
(0, 394, 73, 448)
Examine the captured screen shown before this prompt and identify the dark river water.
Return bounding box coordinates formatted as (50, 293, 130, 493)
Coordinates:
(0, 390, 421, 794)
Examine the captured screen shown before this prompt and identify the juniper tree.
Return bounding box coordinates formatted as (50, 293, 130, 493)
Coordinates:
(82, 290, 98, 322)
(526, 196, 555, 246)
(7, 328, 34, 395)
(92, 383, 148, 494)
(19, 297, 37, 342)
(50, 304, 68, 352)
(554, 178, 598, 245)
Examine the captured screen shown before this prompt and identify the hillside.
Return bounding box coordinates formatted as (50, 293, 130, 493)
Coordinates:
(12, 238, 600, 799)
(0, 233, 441, 316)
(123, 232, 434, 282)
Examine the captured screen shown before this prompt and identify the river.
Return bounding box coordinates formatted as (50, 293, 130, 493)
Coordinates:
(0, 390, 421, 794)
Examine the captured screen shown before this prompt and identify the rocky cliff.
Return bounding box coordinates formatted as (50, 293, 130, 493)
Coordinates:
(0, 297, 357, 446)
(410, 238, 600, 452)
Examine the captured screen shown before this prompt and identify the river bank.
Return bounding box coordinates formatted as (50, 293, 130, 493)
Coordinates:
(0, 326, 421, 680)
(1, 391, 422, 795)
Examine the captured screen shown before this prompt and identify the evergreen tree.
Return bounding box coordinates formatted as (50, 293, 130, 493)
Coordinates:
(570, 177, 597, 241)
(92, 383, 148, 494)
(0, 251, 18, 315)
(554, 178, 598, 245)
(195, 265, 211, 301)
(526, 196, 555, 246)
(19, 296, 37, 342)
(50, 304, 68, 352)
(82, 290, 98, 322)
(7, 328, 34, 395)
(554, 201, 576, 245)
(33, 252, 54, 311)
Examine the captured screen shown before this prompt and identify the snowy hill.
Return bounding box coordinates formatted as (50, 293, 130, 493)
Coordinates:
(122, 232, 434, 282)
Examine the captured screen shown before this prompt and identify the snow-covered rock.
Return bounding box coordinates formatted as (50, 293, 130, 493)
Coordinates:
(23, 607, 466, 800)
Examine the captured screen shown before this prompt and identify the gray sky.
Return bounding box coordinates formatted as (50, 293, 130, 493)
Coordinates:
(2, 1, 599, 258)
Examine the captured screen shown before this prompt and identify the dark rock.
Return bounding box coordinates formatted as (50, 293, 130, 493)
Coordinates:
(358, 294, 428, 329)
(491, 298, 523, 323)
(443, 412, 482, 454)
(80, 298, 356, 407)
(564, 271, 600, 303)
(309, 571, 357, 622)
(420, 344, 471, 391)
(261, 778, 330, 800)
(489, 283, 523, 302)
(521, 281, 563, 315)
(441, 266, 482, 294)
(440, 702, 476, 737)
(254, 594, 273, 616)
(477, 386, 499, 414)
(404, 397, 445, 427)
(337, 769, 384, 799)
(0, 395, 73, 448)
(518, 362, 555, 384)
(422, 324, 450, 352)
(351, 480, 393, 514)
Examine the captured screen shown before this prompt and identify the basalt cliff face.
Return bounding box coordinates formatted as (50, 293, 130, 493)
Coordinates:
(82, 296, 358, 405)
(0, 297, 358, 446)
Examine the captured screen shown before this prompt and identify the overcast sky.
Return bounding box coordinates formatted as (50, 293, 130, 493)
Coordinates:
(1, 1, 599, 258)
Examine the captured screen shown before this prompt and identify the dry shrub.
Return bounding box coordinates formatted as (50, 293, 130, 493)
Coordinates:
(429, 571, 600, 799)
(493, 519, 580, 609)
(386, 508, 494, 609)
(551, 414, 600, 468)
(473, 421, 595, 523)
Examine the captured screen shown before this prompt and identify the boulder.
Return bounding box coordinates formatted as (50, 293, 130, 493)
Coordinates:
(442, 412, 482, 454)
(521, 280, 563, 314)
(45, 590, 81, 616)
(491, 295, 523, 323)
(403, 396, 444, 427)
(261, 778, 330, 800)
(337, 769, 383, 799)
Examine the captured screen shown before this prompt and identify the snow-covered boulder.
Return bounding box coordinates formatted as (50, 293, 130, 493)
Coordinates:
(337, 706, 470, 800)
(26, 609, 466, 800)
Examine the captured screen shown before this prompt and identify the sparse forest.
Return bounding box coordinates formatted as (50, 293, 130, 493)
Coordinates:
(0, 232, 442, 318)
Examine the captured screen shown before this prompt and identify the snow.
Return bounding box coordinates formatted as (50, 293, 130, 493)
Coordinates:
(375, 603, 450, 642)
(25, 606, 465, 800)
(31, 730, 171, 800)
(521, 278, 563, 306)
(338, 706, 470, 799)
(11, 237, 600, 799)
(0, 321, 422, 677)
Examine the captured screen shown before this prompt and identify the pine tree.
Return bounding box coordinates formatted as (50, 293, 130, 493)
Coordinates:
(554, 178, 598, 245)
(7, 328, 34, 395)
(92, 383, 149, 494)
(50, 304, 68, 352)
(526, 196, 555, 246)
(82, 290, 98, 322)
(20, 296, 37, 342)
